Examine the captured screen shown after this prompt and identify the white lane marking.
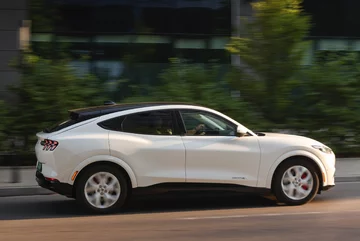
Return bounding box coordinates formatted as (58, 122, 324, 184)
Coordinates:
(177, 209, 360, 220)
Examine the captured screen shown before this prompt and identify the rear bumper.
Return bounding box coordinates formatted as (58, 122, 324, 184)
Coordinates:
(36, 171, 73, 197)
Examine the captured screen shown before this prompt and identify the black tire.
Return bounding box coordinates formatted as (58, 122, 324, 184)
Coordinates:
(272, 158, 320, 206)
(75, 164, 129, 214)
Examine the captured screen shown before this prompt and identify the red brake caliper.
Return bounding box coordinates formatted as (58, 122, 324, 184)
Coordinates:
(301, 173, 308, 190)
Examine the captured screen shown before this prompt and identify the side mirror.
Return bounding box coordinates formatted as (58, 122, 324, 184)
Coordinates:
(236, 126, 247, 137)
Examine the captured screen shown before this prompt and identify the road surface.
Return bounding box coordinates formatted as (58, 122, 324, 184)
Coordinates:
(0, 182, 360, 240)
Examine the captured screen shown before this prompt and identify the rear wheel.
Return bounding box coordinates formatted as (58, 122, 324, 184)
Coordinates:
(75, 165, 129, 214)
(273, 159, 319, 205)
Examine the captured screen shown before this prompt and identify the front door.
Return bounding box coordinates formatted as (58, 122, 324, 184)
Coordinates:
(178, 109, 261, 187)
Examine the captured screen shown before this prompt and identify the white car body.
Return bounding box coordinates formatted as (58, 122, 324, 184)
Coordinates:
(34, 103, 336, 213)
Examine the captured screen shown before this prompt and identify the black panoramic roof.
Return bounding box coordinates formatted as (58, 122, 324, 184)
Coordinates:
(43, 102, 203, 133)
(69, 102, 201, 120)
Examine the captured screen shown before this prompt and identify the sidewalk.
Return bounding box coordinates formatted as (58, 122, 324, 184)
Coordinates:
(0, 166, 52, 197)
(0, 158, 360, 197)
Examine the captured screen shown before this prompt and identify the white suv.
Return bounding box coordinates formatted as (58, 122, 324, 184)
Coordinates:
(35, 102, 336, 213)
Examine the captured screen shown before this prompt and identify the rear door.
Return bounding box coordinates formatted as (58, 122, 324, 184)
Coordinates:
(106, 109, 186, 187)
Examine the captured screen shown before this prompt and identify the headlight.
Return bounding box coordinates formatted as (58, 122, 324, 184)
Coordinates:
(312, 145, 333, 154)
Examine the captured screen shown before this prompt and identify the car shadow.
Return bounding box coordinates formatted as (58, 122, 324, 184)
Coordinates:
(124, 191, 279, 214)
(1, 182, 349, 221)
(0, 191, 279, 221)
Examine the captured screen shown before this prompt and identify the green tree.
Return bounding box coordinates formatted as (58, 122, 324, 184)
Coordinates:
(225, 0, 311, 123)
(7, 50, 105, 152)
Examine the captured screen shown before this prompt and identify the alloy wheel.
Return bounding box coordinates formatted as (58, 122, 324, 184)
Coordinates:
(84, 171, 121, 209)
(281, 165, 314, 201)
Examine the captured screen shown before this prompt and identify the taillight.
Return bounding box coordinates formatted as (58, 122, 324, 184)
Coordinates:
(41, 139, 59, 151)
(45, 177, 59, 182)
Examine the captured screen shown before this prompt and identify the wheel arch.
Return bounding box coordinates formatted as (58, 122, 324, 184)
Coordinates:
(266, 151, 327, 192)
(68, 155, 138, 198)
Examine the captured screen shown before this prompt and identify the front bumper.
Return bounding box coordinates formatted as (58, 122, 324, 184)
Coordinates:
(324, 162, 336, 186)
(36, 171, 73, 197)
(322, 184, 335, 191)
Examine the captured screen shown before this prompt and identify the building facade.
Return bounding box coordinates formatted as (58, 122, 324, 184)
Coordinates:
(1, 0, 360, 101)
(31, 0, 239, 91)
(0, 0, 28, 101)
(1, 0, 256, 101)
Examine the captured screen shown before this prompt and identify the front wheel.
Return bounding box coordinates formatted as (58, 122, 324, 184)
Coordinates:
(273, 159, 320, 205)
(75, 165, 129, 214)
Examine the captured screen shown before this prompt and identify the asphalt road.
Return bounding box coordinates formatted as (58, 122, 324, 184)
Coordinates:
(0, 182, 360, 241)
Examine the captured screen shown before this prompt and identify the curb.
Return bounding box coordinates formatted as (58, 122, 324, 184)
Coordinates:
(0, 187, 53, 197)
(0, 166, 35, 170)
(0, 176, 358, 198)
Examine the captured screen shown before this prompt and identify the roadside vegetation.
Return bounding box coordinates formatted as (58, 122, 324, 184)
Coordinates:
(1, 0, 360, 164)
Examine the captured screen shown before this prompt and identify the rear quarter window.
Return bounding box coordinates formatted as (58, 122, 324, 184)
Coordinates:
(97, 116, 125, 131)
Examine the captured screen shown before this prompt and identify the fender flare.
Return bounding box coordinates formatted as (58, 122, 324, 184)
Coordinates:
(265, 150, 327, 189)
(67, 155, 138, 188)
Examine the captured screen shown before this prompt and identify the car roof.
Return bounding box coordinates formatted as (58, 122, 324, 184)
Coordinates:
(69, 102, 203, 120)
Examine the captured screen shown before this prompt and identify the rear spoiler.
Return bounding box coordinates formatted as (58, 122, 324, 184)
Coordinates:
(41, 101, 117, 134)
(68, 101, 119, 122)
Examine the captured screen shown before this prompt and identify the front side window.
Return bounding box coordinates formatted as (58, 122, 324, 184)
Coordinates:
(179, 110, 236, 136)
(121, 110, 175, 135)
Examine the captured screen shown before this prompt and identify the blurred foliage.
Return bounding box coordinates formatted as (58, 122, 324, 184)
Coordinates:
(2, 0, 360, 158)
(5, 50, 105, 152)
(122, 58, 270, 131)
(225, 0, 311, 123)
(224, 0, 360, 155)
(287, 52, 360, 154)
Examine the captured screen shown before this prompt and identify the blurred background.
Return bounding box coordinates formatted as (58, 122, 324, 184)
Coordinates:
(1, 0, 360, 170)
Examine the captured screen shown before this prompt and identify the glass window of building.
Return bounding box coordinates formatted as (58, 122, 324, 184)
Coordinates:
(213, 0, 231, 35)
(173, 0, 214, 34)
(30, 0, 233, 100)
(51, 0, 135, 33)
(135, 0, 177, 34)
(52, 0, 96, 32)
(92, 0, 135, 33)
